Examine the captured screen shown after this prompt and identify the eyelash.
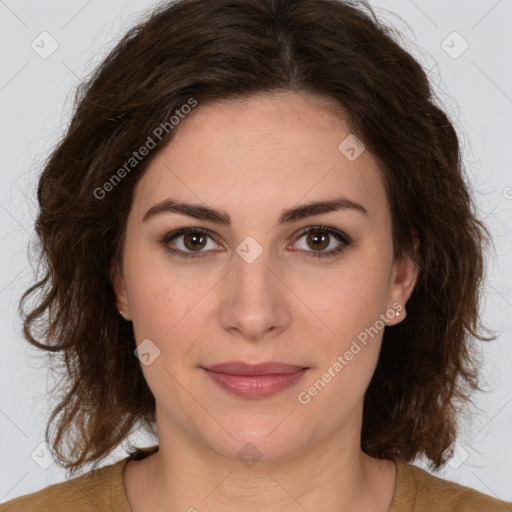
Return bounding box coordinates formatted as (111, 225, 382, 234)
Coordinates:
(159, 226, 352, 261)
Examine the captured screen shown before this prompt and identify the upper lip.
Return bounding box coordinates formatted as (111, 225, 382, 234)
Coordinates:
(203, 361, 308, 375)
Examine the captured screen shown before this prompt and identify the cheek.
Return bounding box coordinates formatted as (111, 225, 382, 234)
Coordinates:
(123, 240, 188, 331)
(129, 275, 173, 336)
(295, 299, 383, 437)
(301, 259, 391, 337)
(124, 253, 211, 370)
(294, 253, 390, 397)
(296, 275, 386, 417)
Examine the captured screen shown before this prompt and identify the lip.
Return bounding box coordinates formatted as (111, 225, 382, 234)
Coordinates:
(204, 361, 307, 375)
(202, 361, 309, 399)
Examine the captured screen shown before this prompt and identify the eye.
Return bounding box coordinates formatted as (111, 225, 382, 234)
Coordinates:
(291, 226, 351, 259)
(160, 228, 219, 260)
(160, 226, 351, 260)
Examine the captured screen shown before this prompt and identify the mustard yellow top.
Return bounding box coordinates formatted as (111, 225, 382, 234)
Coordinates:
(2, 445, 511, 511)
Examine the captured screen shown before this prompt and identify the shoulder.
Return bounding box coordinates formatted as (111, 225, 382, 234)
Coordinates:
(393, 458, 512, 512)
(0, 458, 130, 512)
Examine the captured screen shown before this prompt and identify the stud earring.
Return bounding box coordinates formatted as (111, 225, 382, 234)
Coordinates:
(397, 308, 407, 320)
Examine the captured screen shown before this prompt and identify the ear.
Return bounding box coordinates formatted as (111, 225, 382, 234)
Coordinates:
(386, 236, 420, 326)
(110, 261, 132, 321)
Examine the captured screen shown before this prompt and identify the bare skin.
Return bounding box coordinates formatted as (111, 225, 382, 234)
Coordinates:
(113, 91, 419, 511)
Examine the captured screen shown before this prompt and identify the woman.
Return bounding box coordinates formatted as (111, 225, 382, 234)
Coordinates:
(3, 0, 511, 510)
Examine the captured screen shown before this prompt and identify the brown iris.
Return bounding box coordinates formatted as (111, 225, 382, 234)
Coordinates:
(183, 232, 207, 251)
(306, 230, 330, 251)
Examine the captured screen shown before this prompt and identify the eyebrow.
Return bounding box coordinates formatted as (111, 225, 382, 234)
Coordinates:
(142, 196, 368, 225)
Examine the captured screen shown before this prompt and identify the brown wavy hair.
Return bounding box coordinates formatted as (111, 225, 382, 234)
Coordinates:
(19, 0, 494, 475)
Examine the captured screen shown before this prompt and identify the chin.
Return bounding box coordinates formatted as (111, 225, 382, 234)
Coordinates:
(197, 415, 310, 466)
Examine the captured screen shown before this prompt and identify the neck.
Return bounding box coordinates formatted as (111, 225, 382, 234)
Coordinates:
(125, 408, 397, 512)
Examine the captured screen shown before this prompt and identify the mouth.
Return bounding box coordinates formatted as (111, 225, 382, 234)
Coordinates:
(201, 361, 309, 399)
(203, 360, 308, 375)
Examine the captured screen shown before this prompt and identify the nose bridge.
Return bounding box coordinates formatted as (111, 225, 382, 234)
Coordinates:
(232, 236, 276, 308)
(219, 235, 287, 340)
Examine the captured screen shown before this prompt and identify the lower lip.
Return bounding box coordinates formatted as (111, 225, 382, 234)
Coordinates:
(202, 368, 308, 398)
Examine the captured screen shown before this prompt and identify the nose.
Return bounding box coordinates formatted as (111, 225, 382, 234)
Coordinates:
(218, 244, 291, 343)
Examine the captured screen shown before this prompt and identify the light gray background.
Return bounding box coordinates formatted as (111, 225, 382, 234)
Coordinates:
(1, 0, 511, 505)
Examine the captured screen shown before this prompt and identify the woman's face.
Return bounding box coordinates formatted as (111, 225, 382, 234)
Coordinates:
(113, 91, 418, 464)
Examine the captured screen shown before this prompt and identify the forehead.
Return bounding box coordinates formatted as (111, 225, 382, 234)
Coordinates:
(131, 92, 388, 224)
